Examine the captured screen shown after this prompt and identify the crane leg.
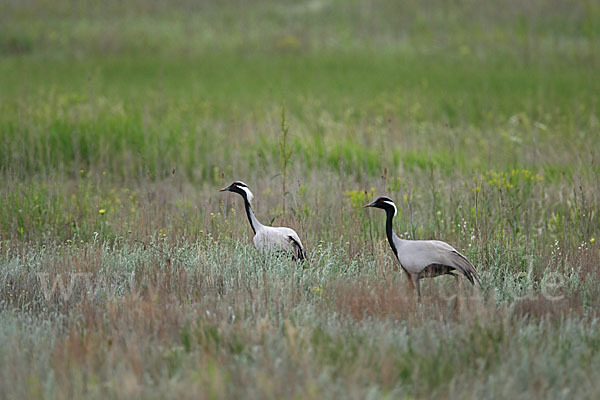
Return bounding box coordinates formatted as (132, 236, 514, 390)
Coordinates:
(403, 269, 415, 291)
(452, 273, 461, 299)
(448, 272, 459, 285)
(448, 272, 460, 312)
(399, 266, 419, 300)
(414, 277, 422, 300)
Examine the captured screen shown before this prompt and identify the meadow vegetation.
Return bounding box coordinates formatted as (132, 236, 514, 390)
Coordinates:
(0, 0, 599, 398)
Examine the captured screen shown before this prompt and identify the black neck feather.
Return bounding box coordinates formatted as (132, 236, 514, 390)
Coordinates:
(385, 208, 398, 258)
(242, 195, 256, 234)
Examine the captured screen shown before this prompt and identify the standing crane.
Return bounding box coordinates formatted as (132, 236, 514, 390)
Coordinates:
(365, 196, 480, 297)
(220, 181, 306, 260)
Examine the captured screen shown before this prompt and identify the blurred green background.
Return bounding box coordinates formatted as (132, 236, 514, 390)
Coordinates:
(1, 0, 598, 182)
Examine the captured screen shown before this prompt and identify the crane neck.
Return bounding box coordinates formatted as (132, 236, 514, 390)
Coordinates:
(385, 208, 399, 258)
(243, 197, 263, 235)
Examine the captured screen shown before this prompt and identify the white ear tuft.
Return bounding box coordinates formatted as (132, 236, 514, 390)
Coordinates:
(239, 186, 254, 202)
(382, 200, 397, 216)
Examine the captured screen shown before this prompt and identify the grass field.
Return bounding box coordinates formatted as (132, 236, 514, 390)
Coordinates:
(1, 0, 599, 398)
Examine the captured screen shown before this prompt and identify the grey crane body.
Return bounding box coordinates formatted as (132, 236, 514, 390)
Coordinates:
(366, 196, 480, 297)
(220, 181, 305, 261)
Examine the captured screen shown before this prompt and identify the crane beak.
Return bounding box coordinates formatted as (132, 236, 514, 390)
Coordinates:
(363, 200, 376, 208)
(219, 186, 230, 192)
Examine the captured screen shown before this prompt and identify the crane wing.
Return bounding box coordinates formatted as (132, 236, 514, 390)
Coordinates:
(399, 240, 481, 285)
(287, 235, 306, 261)
(443, 248, 480, 285)
(261, 226, 305, 261)
(417, 240, 480, 285)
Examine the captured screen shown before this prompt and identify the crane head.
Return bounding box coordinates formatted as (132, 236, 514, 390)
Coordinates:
(219, 181, 254, 202)
(364, 196, 397, 216)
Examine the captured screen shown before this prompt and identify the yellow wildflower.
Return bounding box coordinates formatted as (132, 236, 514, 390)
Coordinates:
(311, 286, 323, 295)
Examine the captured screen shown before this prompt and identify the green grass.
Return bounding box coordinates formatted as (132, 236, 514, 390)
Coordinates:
(1, 52, 597, 180)
(0, 0, 599, 398)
